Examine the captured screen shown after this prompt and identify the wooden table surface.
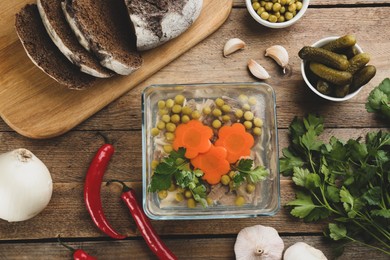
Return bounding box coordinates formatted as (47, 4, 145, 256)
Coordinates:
(1, 0, 389, 259)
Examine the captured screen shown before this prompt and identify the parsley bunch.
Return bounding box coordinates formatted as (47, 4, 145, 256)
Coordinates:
(366, 78, 390, 120)
(280, 114, 390, 255)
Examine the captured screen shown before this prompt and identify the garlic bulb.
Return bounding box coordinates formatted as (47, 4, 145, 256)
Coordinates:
(0, 148, 53, 222)
(234, 225, 284, 260)
(284, 242, 327, 260)
(265, 45, 289, 74)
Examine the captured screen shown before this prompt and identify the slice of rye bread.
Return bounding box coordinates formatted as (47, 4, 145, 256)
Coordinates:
(124, 0, 203, 51)
(15, 4, 95, 89)
(62, 0, 143, 75)
(37, 0, 114, 78)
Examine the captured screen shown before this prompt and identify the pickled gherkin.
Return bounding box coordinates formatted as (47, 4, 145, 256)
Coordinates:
(321, 35, 356, 52)
(347, 53, 370, 75)
(351, 65, 376, 91)
(299, 46, 350, 71)
(309, 62, 352, 86)
(316, 80, 332, 95)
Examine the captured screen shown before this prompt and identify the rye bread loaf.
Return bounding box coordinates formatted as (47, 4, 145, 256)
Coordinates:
(37, 0, 113, 78)
(15, 4, 95, 89)
(62, 0, 143, 75)
(125, 0, 203, 51)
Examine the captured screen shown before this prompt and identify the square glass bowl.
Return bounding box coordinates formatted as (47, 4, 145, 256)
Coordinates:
(142, 83, 280, 220)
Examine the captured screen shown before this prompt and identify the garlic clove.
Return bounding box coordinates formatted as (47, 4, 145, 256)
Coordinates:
(223, 38, 246, 57)
(265, 45, 289, 73)
(247, 59, 271, 80)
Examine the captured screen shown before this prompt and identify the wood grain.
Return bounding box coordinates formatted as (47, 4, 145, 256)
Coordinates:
(1, 2, 389, 259)
(0, 0, 233, 139)
(0, 236, 388, 260)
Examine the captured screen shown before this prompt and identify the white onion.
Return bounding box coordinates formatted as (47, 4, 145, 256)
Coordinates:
(0, 148, 53, 222)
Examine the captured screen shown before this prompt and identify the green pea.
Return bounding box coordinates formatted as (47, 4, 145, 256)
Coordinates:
(278, 15, 285, 22)
(212, 119, 222, 129)
(191, 110, 201, 119)
(235, 109, 244, 118)
(244, 121, 253, 129)
(296, 1, 303, 10)
(187, 198, 196, 208)
(257, 7, 266, 15)
(151, 160, 159, 169)
(158, 190, 168, 200)
(212, 108, 222, 117)
(175, 193, 184, 202)
(161, 114, 170, 123)
(182, 115, 190, 123)
(235, 196, 246, 206)
(172, 104, 182, 114)
(244, 111, 254, 121)
(265, 2, 273, 11)
(203, 106, 211, 115)
(252, 2, 261, 10)
(268, 14, 277, 23)
(246, 183, 256, 194)
(174, 94, 185, 105)
(156, 121, 165, 130)
(165, 132, 175, 141)
(221, 175, 231, 185)
(181, 106, 192, 115)
(171, 114, 180, 123)
(151, 128, 160, 136)
(157, 100, 166, 109)
(272, 2, 281, 12)
(253, 127, 262, 136)
(166, 99, 174, 108)
(288, 3, 296, 12)
(221, 104, 231, 113)
(260, 12, 269, 20)
(222, 115, 231, 122)
(163, 145, 173, 153)
(166, 123, 176, 132)
(285, 11, 293, 20)
(215, 98, 224, 107)
(253, 117, 263, 127)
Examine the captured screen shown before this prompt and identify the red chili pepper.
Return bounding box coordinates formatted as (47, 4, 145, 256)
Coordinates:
(58, 237, 97, 260)
(84, 144, 126, 239)
(107, 180, 178, 260)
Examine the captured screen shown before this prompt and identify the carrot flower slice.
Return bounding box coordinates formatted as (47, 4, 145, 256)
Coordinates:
(191, 145, 230, 185)
(173, 120, 213, 159)
(215, 123, 254, 163)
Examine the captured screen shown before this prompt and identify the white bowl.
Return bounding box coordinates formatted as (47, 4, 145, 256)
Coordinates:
(245, 0, 310, 29)
(301, 36, 364, 102)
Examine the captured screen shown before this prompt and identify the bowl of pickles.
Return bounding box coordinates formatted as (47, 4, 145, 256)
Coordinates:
(299, 35, 376, 101)
(246, 0, 309, 28)
(142, 83, 280, 220)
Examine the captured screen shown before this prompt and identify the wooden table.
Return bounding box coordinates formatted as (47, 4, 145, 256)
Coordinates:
(1, 0, 389, 259)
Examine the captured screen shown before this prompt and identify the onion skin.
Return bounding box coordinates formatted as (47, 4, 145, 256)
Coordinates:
(0, 148, 53, 222)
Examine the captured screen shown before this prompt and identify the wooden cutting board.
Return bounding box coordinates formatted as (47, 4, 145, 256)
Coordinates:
(0, 0, 233, 139)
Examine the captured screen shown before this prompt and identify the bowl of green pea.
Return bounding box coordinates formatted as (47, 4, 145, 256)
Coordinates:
(246, 0, 309, 28)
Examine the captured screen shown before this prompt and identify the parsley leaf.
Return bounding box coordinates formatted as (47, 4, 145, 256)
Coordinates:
(233, 159, 269, 186)
(279, 148, 305, 176)
(329, 223, 347, 241)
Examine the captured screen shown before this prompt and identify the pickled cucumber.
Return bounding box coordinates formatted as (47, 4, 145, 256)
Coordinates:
(347, 53, 370, 74)
(351, 65, 376, 91)
(334, 85, 350, 98)
(322, 35, 357, 52)
(309, 62, 353, 86)
(299, 46, 350, 71)
(316, 79, 332, 95)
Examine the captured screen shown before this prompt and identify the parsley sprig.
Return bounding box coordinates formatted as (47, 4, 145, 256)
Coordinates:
(280, 114, 390, 256)
(149, 148, 208, 207)
(232, 159, 269, 187)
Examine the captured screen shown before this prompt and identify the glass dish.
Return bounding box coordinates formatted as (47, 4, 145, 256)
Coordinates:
(142, 83, 280, 220)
